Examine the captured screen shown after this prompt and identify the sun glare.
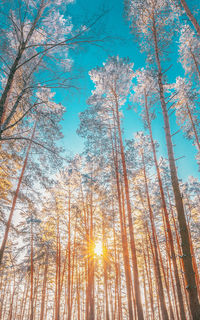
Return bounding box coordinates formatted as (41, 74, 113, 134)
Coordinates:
(94, 241, 103, 256)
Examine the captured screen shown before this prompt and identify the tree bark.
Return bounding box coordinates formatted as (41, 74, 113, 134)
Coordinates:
(110, 124, 134, 320)
(185, 103, 200, 151)
(179, 0, 200, 36)
(152, 15, 200, 319)
(67, 186, 71, 320)
(144, 90, 187, 319)
(40, 253, 48, 320)
(113, 92, 144, 320)
(143, 248, 155, 320)
(0, 0, 46, 131)
(142, 153, 169, 320)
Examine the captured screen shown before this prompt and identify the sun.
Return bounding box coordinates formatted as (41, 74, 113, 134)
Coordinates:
(94, 241, 103, 256)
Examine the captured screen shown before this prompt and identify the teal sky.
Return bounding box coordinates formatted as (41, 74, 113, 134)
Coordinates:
(56, 0, 200, 182)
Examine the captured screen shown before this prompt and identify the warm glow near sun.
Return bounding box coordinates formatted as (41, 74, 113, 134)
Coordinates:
(94, 241, 103, 256)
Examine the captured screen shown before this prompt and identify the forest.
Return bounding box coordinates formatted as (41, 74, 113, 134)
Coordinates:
(0, 0, 200, 319)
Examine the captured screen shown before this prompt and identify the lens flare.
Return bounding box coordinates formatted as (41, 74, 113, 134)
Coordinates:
(94, 241, 103, 256)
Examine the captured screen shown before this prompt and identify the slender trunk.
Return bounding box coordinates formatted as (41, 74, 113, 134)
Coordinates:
(103, 219, 110, 320)
(70, 213, 78, 318)
(168, 190, 192, 319)
(152, 16, 200, 319)
(156, 230, 176, 320)
(45, 285, 49, 320)
(13, 288, 20, 320)
(0, 121, 37, 264)
(162, 211, 180, 320)
(63, 277, 67, 319)
(58, 237, 61, 320)
(85, 201, 89, 320)
(110, 127, 133, 320)
(185, 103, 200, 151)
(190, 48, 200, 81)
(88, 189, 95, 320)
(113, 217, 118, 320)
(0, 273, 8, 320)
(113, 94, 144, 320)
(117, 257, 123, 320)
(143, 268, 149, 319)
(8, 271, 16, 320)
(77, 267, 80, 320)
(67, 187, 71, 320)
(179, 0, 200, 36)
(30, 216, 34, 320)
(55, 214, 60, 320)
(142, 153, 169, 320)
(40, 253, 48, 320)
(3, 280, 11, 320)
(144, 90, 186, 319)
(144, 248, 155, 320)
(33, 266, 40, 318)
(186, 213, 200, 299)
(21, 276, 30, 320)
(146, 229, 161, 320)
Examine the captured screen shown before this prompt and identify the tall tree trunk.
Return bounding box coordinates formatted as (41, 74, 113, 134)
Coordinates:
(103, 219, 110, 320)
(185, 103, 200, 151)
(40, 253, 48, 320)
(58, 237, 61, 320)
(146, 228, 162, 320)
(77, 266, 81, 320)
(30, 216, 34, 320)
(21, 276, 30, 320)
(168, 190, 192, 318)
(162, 210, 180, 320)
(142, 153, 170, 320)
(144, 90, 187, 319)
(88, 188, 95, 320)
(143, 268, 149, 319)
(179, 0, 200, 36)
(143, 248, 155, 320)
(190, 48, 200, 81)
(113, 93, 144, 320)
(0, 273, 8, 320)
(70, 212, 78, 318)
(185, 206, 200, 299)
(0, 121, 37, 265)
(67, 186, 71, 320)
(113, 214, 119, 320)
(142, 153, 169, 320)
(152, 16, 200, 319)
(8, 270, 16, 320)
(33, 266, 40, 317)
(85, 200, 89, 320)
(110, 126, 134, 320)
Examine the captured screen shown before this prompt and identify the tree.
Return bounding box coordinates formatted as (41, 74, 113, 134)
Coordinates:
(80, 56, 144, 320)
(176, 0, 200, 36)
(0, 87, 66, 265)
(134, 68, 188, 319)
(172, 77, 200, 152)
(178, 24, 200, 80)
(0, 0, 104, 140)
(127, 0, 200, 318)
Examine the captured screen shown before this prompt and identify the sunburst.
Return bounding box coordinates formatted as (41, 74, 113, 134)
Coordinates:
(94, 241, 103, 256)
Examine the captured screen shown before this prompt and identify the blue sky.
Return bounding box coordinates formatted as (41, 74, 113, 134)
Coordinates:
(56, 0, 200, 181)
